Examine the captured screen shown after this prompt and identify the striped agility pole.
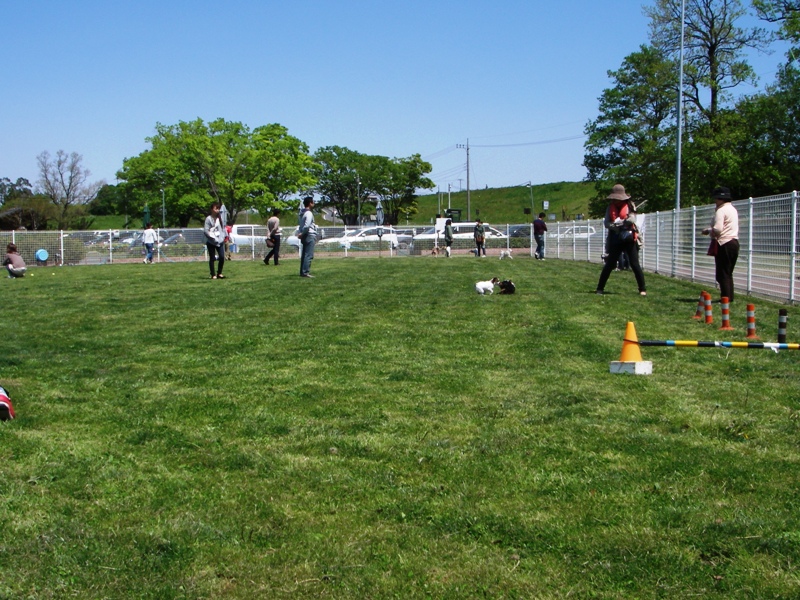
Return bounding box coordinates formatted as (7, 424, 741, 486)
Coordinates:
(719, 297, 734, 331)
(778, 309, 788, 344)
(704, 292, 713, 324)
(746, 304, 758, 339)
(692, 291, 706, 320)
(639, 340, 799, 351)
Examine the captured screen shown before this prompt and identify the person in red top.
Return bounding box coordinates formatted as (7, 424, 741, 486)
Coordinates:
(595, 184, 647, 296)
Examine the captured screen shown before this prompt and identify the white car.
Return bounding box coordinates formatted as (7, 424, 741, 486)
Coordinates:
(548, 224, 597, 239)
(317, 226, 413, 250)
(413, 223, 507, 241)
(228, 224, 269, 247)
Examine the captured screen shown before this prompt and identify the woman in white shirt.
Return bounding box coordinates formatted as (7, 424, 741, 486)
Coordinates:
(702, 186, 739, 302)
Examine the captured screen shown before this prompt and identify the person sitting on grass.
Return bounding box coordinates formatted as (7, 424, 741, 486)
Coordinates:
(4, 243, 26, 278)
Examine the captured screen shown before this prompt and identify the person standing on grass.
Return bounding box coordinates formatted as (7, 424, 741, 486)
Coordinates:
(142, 222, 158, 264)
(264, 208, 282, 266)
(533, 212, 548, 259)
(444, 219, 454, 257)
(4, 243, 26, 278)
(204, 202, 227, 279)
(595, 184, 646, 296)
(702, 186, 739, 302)
(474, 218, 487, 257)
(298, 196, 318, 278)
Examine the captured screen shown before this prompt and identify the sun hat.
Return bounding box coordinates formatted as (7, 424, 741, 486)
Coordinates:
(606, 184, 630, 201)
(711, 186, 732, 201)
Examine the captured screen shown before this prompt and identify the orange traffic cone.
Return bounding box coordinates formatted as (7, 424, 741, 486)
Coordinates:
(610, 321, 652, 375)
(619, 321, 644, 362)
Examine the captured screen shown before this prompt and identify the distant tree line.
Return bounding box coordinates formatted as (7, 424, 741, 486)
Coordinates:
(1, 118, 434, 230)
(584, 0, 800, 216)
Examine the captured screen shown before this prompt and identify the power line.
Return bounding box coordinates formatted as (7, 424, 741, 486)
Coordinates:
(470, 134, 586, 148)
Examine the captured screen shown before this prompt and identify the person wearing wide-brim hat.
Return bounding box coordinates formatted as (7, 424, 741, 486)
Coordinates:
(595, 184, 647, 296)
(702, 186, 739, 301)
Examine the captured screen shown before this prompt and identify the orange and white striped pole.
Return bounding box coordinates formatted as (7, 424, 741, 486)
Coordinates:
(704, 292, 714, 324)
(693, 291, 706, 320)
(746, 304, 758, 339)
(719, 297, 734, 331)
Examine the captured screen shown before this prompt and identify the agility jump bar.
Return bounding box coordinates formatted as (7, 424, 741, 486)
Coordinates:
(639, 339, 800, 350)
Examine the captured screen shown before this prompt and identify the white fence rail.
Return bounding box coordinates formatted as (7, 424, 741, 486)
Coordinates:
(3, 191, 799, 303)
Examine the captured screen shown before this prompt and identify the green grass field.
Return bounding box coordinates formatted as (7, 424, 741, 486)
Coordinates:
(2, 256, 799, 598)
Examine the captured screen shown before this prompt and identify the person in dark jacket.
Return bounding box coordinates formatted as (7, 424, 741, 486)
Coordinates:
(595, 184, 646, 296)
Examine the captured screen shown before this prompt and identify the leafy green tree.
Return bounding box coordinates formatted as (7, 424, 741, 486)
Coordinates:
(118, 119, 315, 226)
(583, 46, 679, 216)
(312, 146, 368, 225)
(371, 154, 434, 225)
(0, 178, 53, 230)
(754, 0, 800, 45)
(646, 0, 771, 127)
(36, 150, 104, 229)
(731, 62, 800, 193)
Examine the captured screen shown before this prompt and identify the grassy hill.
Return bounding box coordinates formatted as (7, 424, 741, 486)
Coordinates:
(410, 180, 596, 225)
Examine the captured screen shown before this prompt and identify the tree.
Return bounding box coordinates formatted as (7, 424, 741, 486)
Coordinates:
(371, 154, 434, 225)
(583, 46, 679, 215)
(312, 148, 434, 226)
(0, 178, 52, 230)
(36, 150, 104, 229)
(312, 146, 367, 225)
(754, 0, 800, 44)
(118, 119, 315, 226)
(646, 0, 771, 128)
(729, 62, 800, 193)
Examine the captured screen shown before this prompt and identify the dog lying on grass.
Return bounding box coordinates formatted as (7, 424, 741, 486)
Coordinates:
(498, 280, 516, 294)
(475, 277, 500, 295)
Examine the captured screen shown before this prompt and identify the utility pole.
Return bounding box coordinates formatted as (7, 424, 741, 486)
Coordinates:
(456, 139, 471, 220)
(448, 183, 451, 210)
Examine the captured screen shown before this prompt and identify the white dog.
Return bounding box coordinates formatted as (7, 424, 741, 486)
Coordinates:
(499, 249, 513, 260)
(475, 277, 500, 295)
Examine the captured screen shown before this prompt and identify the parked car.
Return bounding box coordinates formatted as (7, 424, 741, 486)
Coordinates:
(159, 230, 207, 247)
(548, 224, 597, 239)
(317, 226, 413, 250)
(507, 224, 533, 238)
(413, 222, 507, 241)
(228, 224, 269, 248)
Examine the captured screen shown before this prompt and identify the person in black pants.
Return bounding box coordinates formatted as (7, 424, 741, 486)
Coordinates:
(264, 208, 282, 265)
(595, 184, 646, 296)
(702, 186, 739, 301)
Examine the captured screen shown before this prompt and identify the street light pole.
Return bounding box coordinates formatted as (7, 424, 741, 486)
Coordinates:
(160, 189, 166, 228)
(356, 176, 361, 227)
(528, 182, 534, 219)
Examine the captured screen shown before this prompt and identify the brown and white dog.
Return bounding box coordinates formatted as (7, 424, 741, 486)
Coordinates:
(475, 277, 500, 295)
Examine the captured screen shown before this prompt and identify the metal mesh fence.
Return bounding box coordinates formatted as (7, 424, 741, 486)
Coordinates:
(3, 191, 799, 303)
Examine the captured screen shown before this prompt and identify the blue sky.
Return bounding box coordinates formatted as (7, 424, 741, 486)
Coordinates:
(1, 1, 788, 194)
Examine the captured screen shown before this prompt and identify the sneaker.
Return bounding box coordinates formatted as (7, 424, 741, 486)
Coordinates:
(143, 258, 148, 264)
(301, 274, 314, 278)
(595, 290, 604, 295)
(640, 291, 647, 296)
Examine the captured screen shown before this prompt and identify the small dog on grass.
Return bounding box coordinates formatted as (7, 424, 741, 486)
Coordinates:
(499, 249, 513, 260)
(475, 277, 500, 295)
(498, 280, 516, 294)
(430, 246, 441, 256)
